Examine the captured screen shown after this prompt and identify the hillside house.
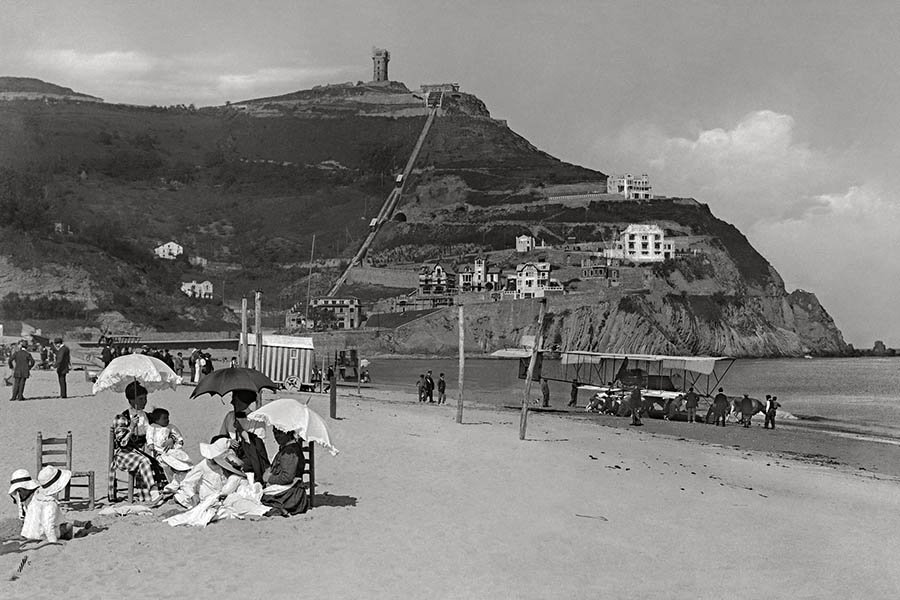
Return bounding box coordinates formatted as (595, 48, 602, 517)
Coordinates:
(515, 235, 550, 253)
(514, 262, 563, 298)
(284, 308, 309, 331)
(419, 263, 455, 296)
(311, 297, 360, 329)
(457, 258, 502, 292)
(181, 280, 213, 299)
(581, 256, 622, 287)
(155, 241, 183, 260)
(620, 224, 673, 263)
(607, 173, 653, 199)
(189, 255, 208, 268)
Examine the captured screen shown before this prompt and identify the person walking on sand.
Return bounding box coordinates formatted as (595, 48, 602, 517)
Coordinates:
(540, 377, 551, 407)
(713, 388, 729, 426)
(684, 386, 699, 423)
(53, 337, 70, 399)
(416, 374, 425, 402)
(173, 352, 184, 378)
(8, 341, 34, 402)
(629, 385, 643, 426)
(741, 394, 754, 428)
(424, 370, 435, 403)
(764, 395, 780, 429)
(568, 378, 579, 407)
(437, 373, 446, 404)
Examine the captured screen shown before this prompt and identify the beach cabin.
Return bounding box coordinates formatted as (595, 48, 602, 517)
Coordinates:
(245, 334, 316, 391)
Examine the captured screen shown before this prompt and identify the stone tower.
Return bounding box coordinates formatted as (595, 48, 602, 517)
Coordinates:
(372, 48, 390, 82)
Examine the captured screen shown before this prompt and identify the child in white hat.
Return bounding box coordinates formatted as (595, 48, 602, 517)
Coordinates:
(8, 469, 39, 520)
(21, 465, 72, 543)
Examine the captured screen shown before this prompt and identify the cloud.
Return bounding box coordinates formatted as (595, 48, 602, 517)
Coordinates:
(596, 111, 899, 346)
(27, 49, 158, 77)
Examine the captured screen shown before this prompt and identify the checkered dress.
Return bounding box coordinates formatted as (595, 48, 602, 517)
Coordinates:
(109, 411, 168, 500)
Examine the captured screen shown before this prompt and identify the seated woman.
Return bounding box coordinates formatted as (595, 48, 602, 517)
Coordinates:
(164, 436, 268, 527)
(220, 389, 270, 483)
(111, 382, 167, 501)
(261, 428, 310, 517)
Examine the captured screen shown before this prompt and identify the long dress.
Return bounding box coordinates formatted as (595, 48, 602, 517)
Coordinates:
(220, 410, 270, 482)
(111, 409, 167, 498)
(164, 459, 268, 527)
(261, 441, 310, 516)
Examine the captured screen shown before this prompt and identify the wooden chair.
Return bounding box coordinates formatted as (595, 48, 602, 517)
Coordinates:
(300, 439, 316, 508)
(36, 431, 95, 510)
(107, 426, 137, 503)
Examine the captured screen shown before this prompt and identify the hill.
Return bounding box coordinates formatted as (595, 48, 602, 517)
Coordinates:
(0, 77, 846, 355)
(0, 76, 103, 102)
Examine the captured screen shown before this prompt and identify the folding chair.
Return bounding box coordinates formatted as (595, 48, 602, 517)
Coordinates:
(107, 426, 137, 503)
(36, 431, 95, 510)
(300, 439, 316, 508)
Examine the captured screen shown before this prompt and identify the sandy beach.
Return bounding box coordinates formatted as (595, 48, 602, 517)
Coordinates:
(2, 368, 900, 599)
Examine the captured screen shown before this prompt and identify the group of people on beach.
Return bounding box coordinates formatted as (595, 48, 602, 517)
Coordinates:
(5, 337, 70, 401)
(416, 370, 446, 404)
(7, 380, 311, 545)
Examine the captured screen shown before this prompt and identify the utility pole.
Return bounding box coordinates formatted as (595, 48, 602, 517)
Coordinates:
(305, 234, 316, 326)
(519, 298, 547, 440)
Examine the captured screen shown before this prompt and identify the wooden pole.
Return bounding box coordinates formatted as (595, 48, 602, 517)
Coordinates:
(329, 368, 337, 420)
(240, 298, 248, 367)
(254, 291, 263, 370)
(305, 234, 316, 325)
(456, 303, 465, 424)
(519, 297, 547, 440)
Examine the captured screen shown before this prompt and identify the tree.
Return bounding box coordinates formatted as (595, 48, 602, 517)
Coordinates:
(0, 168, 51, 232)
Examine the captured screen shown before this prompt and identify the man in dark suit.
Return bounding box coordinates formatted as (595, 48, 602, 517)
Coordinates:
(53, 337, 71, 398)
(8, 341, 35, 401)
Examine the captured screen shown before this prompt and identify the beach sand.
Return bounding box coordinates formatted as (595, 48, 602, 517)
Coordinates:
(2, 369, 900, 598)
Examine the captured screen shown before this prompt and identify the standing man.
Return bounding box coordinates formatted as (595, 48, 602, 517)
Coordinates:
(684, 386, 699, 423)
(540, 377, 551, 408)
(173, 352, 184, 378)
(629, 385, 643, 426)
(53, 337, 70, 399)
(713, 388, 729, 427)
(100, 342, 113, 367)
(8, 341, 34, 401)
(424, 370, 435, 403)
(416, 374, 425, 402)
(764, 395, 780, 429)
(568, 378, 579, 407)
(437, 373, 447, 405)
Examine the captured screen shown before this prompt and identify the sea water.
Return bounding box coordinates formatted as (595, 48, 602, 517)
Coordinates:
(365, 356, 900, 438)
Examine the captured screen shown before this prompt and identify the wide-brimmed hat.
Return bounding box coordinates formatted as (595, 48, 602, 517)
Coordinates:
(8, 469, 39, 496)
(159, 449, 193, 472)
(36, 465, 71, 496)
(199, 438, 244, 476)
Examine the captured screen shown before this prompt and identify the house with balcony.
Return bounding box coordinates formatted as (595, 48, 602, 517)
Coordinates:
(310, 296, 360, 329)
(514, 262, 563, 298)
(457, 258, 502, 292)
(581, 255, 622, 286)
(619, 224, 673, 263)
(606, 173, 653, 199)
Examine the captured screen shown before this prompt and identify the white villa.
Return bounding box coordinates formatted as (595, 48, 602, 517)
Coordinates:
(310, 297, 360, 329)
(181, 280, 213, 299)
(155, 241, 184, 260)
(607, 173, 653, 199)
(619, 224, 673, 262)
(515, 235, 550, 253)
(515, 262, 563, 298)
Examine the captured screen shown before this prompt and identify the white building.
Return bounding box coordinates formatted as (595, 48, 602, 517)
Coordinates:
(515, 262, 563, 298)
(155, 241, 184, 260)
(188, 255, 208, 268)
(607, 173, 652, 199)
(181, 280, 213, 299)
(310, 297, 360, 329)
(619, 224, 673, 262)
(515, 235, 550, 253)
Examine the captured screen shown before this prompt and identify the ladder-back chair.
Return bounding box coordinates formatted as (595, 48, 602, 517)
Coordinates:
(300, 439, 316, 508)
(36, 431, 95, 510)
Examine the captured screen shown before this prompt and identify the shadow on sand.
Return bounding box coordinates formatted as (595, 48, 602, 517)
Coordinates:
(314, 493, 357, 508)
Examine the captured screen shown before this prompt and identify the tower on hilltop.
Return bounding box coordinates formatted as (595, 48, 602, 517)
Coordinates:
(372, 48, 390, 82)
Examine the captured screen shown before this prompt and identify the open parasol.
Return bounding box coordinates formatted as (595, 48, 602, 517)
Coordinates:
(92, 353, 180, 395)
(189, 367, 277, 399)
(247, 398, 339, 456)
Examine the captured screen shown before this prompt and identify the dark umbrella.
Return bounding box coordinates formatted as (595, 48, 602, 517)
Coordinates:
(189, 367, 277, 398)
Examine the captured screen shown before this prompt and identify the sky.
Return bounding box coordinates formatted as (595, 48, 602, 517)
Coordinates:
(2, 0, 898, 347)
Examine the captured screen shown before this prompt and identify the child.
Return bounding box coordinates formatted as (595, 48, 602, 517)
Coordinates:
(8, 469, 39, 520)
(146, 407, 192, 485)
(22, 466, 71, 542)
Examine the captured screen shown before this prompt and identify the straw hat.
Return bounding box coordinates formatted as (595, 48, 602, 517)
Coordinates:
(199, 438, 244, 476)
(159, 449, 193, 472)
(8, 469, 39, 496)
(36, 465, 72, 497)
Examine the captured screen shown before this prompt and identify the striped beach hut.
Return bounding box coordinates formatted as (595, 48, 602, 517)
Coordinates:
(246, 334, 315, 391)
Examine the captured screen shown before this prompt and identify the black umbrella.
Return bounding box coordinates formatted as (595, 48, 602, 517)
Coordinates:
(189, 367, 277, 398)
